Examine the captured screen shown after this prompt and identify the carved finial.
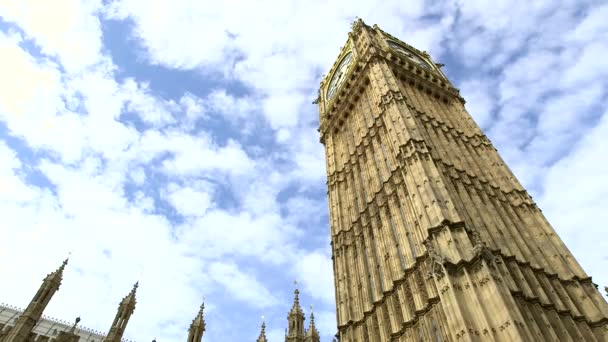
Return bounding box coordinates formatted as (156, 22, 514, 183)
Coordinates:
(351, 17, 365, 33)
(196, 300, 205, 322)
(126, 280, 139, 300)
(351, 17, 359, 30)
(69, 316, 81, 333)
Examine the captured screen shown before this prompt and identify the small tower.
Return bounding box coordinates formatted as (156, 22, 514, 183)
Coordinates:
(256, 316, 268, 342)
(187, 302, 205, 342)
(285, 281, 305, 342)
(3, 258, 68, 342)
(104, 282, 138, 342)
(305, 305, 320, 342)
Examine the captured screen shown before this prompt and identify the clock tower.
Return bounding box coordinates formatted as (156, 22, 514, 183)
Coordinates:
(317, 19, 608, 341)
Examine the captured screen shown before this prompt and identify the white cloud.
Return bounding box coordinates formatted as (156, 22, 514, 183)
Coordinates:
(294, 250, 335, 305)
(540, 108, 608, 293)
(163, 181, 215, 217)
(123, 79, 178, 127)
(129, 167, 146, 185)
(0, 0, 104, 72)
(159, 135, 255, 179)
(0, 142, 39, 203)
(177, 209, 299, 265)
(0, 32, 85, 161)
(459, 79, 495, 128)
(208, 262, 279, 309)
(104, 0, 440, 131)
(561, 41, 608, 88)
(565, 3, 608, 43)
(315, 310, 338, 339)
(179, 92, 208, 125)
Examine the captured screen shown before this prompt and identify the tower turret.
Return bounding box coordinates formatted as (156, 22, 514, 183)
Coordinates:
(187, 302, 205, 342)
(104, 282, 138, 342)
(3, 258, 68, 342)
(285, 282, 305, 342)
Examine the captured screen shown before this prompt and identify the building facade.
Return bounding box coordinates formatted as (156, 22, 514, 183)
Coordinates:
(0, 259, 206, 342)
(0, 260, 320, 342)
(0, 305, 106, 342)
(316, 19, 608, 341)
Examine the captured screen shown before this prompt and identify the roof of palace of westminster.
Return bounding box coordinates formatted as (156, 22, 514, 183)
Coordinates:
(0, 259, 322, 342)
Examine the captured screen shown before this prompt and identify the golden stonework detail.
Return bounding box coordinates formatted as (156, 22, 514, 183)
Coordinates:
(317, 19, 608, 342)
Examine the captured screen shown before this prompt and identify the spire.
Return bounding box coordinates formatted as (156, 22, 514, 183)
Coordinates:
(3, 258, 69, 342)
(256, 316, 267, 342)
(125, 281, 138, 302)
(305, 305, 320, 342)
(187, 301, 206, 342)
(43, 257, 68, 285)
(195, 302, 205, 323)
(286, 281, 305, 341)
(58, 258, 69, 274)
(104, 281, 138, 342)
(289, 281, 303, 315)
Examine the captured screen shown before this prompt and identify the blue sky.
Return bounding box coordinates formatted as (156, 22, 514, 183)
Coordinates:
(0, 1, 607, 341)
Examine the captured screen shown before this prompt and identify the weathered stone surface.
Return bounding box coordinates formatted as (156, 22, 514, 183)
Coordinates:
(318, 19, 608, 342)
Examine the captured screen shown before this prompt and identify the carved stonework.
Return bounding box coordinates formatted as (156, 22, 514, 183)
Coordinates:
(424, 240, 446, 280)
(318, 20, 608, 342)
(470, 229, 497, 266)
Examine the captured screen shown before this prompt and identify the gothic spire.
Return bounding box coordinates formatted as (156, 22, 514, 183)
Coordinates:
(305, 305, 320, 342)
(256, 316, 268, 342)
(286, 281, 305, 341)
(57, 257, 69, 274)
(3, 258, 68, 341)
(42, 257, 68, 285)
(289, 281, 303, 315)
(104, 281, 138, 342)
(123, 281, 138, 305)
(187, 301, 206, 342)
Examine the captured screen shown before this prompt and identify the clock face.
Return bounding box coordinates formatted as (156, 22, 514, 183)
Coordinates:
(387, 40, 430, 70)
(326, 52, 353, 100)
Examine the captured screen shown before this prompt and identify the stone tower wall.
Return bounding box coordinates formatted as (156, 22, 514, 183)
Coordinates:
(318, 20, 608, 342)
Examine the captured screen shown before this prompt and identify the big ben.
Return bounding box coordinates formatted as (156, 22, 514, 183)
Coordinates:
(317, 19, 608, 341)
